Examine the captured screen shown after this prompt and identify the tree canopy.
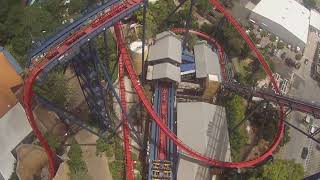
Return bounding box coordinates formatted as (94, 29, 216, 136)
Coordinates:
(247, 159, 304, 180)
(303, 0, 317, 9)
(225, 94, 248, 161)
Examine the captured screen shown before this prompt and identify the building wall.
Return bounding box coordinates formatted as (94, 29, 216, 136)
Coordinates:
(0, 52, 23, 118)
(0, 103, 32, 180)
(250, 12, 306, 49)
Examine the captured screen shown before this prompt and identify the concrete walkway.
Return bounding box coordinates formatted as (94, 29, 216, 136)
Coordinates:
(75, 130, 113, 180)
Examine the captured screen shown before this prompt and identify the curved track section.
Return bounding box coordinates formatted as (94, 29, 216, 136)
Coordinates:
(23, 0, 286, 179)
(23, 1, 143, 179)
(117, 23, 134, 179)
(114, 1, 285, 169)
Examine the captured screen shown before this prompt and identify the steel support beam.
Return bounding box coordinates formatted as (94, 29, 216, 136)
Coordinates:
(141, 0, 148, 83)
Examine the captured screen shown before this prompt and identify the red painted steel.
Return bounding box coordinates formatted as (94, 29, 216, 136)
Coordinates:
(158, 84, 169, 160)
(23, 1, 141, 179)
(23, 0, 288, 179)
(114, 3, 284, 168)
(118, 32, 135, 179)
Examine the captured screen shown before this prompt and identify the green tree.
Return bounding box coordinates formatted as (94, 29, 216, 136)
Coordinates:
(67, 140, 91, 180)
(303, 0, 317, 9)
(269, 34, 276, 42)
(196, 0, 213, 16)
(225, 95, 248, 161)
(261, 160, 304, 180)
(44, 133, 61, 151)
(277, 41, 285, 49)
(68, 0, 87, 15)
(34, 70, 71, 106)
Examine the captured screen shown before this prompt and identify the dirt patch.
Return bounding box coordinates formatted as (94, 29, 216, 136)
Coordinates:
(16, 144, 49, 180)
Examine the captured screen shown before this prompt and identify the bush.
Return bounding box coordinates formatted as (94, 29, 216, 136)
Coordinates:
(225, 95, 248, 161)
(269, 34, 276, 42)
(295, 54, 303, 60)
(114, 138, 124, 161)
(67, 140, 91, 180)
(109, 161, 124, 180)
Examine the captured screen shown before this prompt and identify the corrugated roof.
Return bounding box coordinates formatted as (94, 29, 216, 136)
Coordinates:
(0, 103, 32, 179)
(177, 102, 231, 180)
(252, 0, 309, 44)
(152, 63, 181, 82)
(148, 31, 182, 64)
(310, 10, 320, 31)
(0, 53, 23, 118)
(194, 42, 221, 79)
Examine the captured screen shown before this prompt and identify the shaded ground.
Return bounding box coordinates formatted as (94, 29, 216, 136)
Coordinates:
(53, 162, 70, 180)
(75, 130, 113, 180)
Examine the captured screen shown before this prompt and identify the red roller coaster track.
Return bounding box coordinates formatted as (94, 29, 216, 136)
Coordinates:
(118, 23, 134, 179)
(23, 0, 284, 179)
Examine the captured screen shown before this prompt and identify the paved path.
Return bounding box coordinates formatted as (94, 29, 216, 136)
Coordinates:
(75, 130, 113, 180)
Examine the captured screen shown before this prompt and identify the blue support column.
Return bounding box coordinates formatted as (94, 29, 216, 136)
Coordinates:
(72, 46, 110, 131)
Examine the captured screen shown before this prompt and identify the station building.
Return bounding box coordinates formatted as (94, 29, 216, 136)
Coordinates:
(147, 31, 181, 83)
(176, 102, 231, 180)
(194, 41, 222, 99)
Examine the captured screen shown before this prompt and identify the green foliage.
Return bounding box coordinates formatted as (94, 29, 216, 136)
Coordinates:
(196, 0, 213, 16)
(95, 31, 118, 81)
(95, 137, 114, 157)
(269, 34, 276, 42)
(33, 70, 71, 106)
(280, 126, 291, 146)
(132, 152, 138, 161)
(219, 22, 251, 58)
(295, 54, 303, 60)
(44, 133, 61, 151)
(109, 161, 125, 180)
(68, 0, 87, 15)
(67, 140, 91, 180)
(114, 137, 124, 161)
(260, 30, 267, 38)
(225, 95, 248, 161)
(303, 0, 317, 9)
(135, 0, 176, 38)
(249, 104, 279, 142)
(261, 160, 304, 180)
(277, 41, 285, 49)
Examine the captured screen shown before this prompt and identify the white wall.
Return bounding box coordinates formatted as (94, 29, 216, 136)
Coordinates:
(0, 103, 32, 180)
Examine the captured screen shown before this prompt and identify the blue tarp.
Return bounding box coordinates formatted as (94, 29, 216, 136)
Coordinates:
(180, 63, 195, 72)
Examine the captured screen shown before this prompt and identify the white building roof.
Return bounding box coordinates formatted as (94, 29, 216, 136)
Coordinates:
(194, 42, 221, 80)
(310, 10, 320, 31)
(252, 0, 310, 44)
(177, 102, 231, 180)
(152, 63, 181, 82)
(148, 31, 182, 64)
(0, 103, 32, 180)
